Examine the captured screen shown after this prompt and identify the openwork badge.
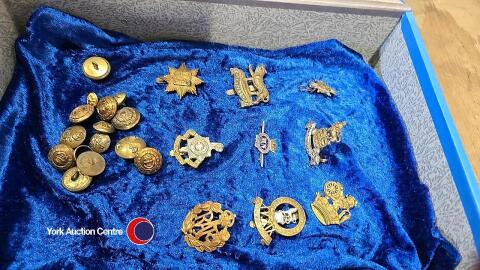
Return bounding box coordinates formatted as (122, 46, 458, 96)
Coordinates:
(156, 63, 203, 98)
(182, 201, 236, 252)
(255, 121, 276, 167)
(170, 129, 224, 168)
(226, 65, 269, 108)
(311, 181, 357, 226)
(305, 121, 346, 165)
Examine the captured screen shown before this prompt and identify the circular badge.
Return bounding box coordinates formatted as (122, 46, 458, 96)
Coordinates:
(97, 96, 118, 121)
(134, 147, 162, 174)
(76, 151, 106, 176)
(93, 121, 115, 134)
(69, 104, 95, 124)
(48, 144, 75, 171)
(89, 133, 111, 154)
(82, 56, 111, 80)
(60, 126, 87, 148)
(87, 92, 99, 107)
(112, 107, 141, 131)
(62, 167, 93, 192)
(115, 136, 146, 159)
(126, 217, 154, 245)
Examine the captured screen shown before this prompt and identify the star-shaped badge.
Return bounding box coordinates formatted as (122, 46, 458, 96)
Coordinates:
(156, 63, 203, 98)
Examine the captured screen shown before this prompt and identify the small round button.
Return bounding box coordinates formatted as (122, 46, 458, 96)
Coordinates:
(82, 56, 111, 80)
(93, 121, 115, 134)
(96, 96, 118, 121)
(76, 151, 106, 176)
(48, 144, 75, 171)
(69, 104, 95, 124)
(87, 92, 99, 107)
(134, 147, 163, 174)
(114, 92, 127, 105)
(112, 107, 141, 131)
(60, 125, 87, 148)
(62, 167, 93, 192)
(89, 133, 111, 153)
(115, 136, 146, 159)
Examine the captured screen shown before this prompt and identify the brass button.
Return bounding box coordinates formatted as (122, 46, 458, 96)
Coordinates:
(87, 92, 99, 107)
(115, 136, 146, 159)
(60, 125, 87, 148)
(93, 121, 115, 134)
(69, 104, 95, 124)
(89, 133, 111, 153)
(82, 56, 111, 80)
(96, 96, 118, 121)
(48, 144, 75, 171)
(134, 147, 162, 174)
(112, 107, 141, 130)
(62, 167, 93, 192)
(114, 92, 127, 105)
(76, 150, 106, 176)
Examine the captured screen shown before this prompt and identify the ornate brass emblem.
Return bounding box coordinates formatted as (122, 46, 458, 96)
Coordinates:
(250, 197, 306, 246)
(170, 130, 224, 168)
(156, 63, 203, 98)
(255, 121, 276, 167)
(182, 201, 236, 252)
(226, 65, 269, 108)
(302, 80, 336, 97)
(311, 181, 357, 225)
(305, 121, 346, 165)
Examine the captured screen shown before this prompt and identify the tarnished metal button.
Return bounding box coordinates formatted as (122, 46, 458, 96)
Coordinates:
(48, 144, 75, 171)
(69, 104, 95, 124)
(89, 133, 111, 153)
(96, 96, 118, 121)
(93, 121, 115, 134)
(87, 92, 99, 107)
(114, 92, 127, 105)
(112, 107, 141, 130)
(60, 126, 87, 148)
(115, 136, 146, 159)
(62, 167, 93, 192)
(134, 147, 162, 174)
(76, 150, 106, 176)
(82, 56, 111, 80)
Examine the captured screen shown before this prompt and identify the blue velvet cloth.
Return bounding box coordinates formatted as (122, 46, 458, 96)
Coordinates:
(0, 7, 461, 269)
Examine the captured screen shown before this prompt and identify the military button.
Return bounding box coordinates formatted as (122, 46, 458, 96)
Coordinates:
(93, 121, 115, 134)
(62, 167, 93, 192)
(69, 104, 95, 124)
(112, 107, 141, 130)
(96, 96, 118, 121)
(76, 151, 106, 176)
(48, 144, 75, 171)
(114, 92, 127, 105)
(60, 126, 87, 148)
(134, 147, 163, 174)
(89, 133, 111, 153)
(82, 56, 111, 80)
(115, 136, 146, 159)
(87, 92, 99, 107)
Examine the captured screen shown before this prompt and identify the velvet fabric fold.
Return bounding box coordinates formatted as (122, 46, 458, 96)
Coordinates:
(0, 7, 460, 269)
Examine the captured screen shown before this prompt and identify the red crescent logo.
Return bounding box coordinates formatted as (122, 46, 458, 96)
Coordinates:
(126, 217, 154, 245)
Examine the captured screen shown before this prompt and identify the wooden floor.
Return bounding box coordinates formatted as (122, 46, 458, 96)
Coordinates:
(406, 0, 480, 183)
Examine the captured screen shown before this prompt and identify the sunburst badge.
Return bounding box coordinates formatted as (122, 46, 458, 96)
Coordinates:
(156, 63, 203, 98)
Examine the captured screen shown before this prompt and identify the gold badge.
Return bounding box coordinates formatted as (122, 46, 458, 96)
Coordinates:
(115, 136, 147, 159)
(69, 104, 95, 124)
(302, 80, 336, 97)
(255, 121, 276, 167)
(60, 126, 87, 148)
(311, 181, 357, 225)
(226, 65, 269, 108)
(75, 148, 106, 177)
(82, 56, 111, 80)
(96, 96, 118, 121)
(48, 144, 75, 171)
(62, 167, 93, 192)
(93, 121, 115, 134)
(87, 92, 99, 106)
(134, 147, 163, 174)
(182, 201, 236, 252)
(305, 121, 346, 165)
(156, 63, 203, 98)
(89, 133, 111, 154)
(250, 197, 306, 246)
(170, 130, 224, 168)
(111, 107, 141, 131)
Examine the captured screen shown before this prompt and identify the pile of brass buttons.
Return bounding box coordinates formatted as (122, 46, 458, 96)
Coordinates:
(49, 91, 150, 192)
(115, 136, 163, 174)
(182, 201, 236, 252)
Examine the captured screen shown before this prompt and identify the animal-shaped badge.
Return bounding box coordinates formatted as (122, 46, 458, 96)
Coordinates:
(226, 65, 269, 108)
(305, 121, 346, 165)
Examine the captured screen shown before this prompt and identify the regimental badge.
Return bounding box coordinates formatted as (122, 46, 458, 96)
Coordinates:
(311, 181, 357, 225)
(226, 65, 269, 108)
(156, 63, 203, 98)
(305, 121, 346, 165)
(302, 80, 336, 97)
(182, 201, 236, 252)
(170, 129, 224, 169)
(254, 121, 276, 167)
(250, 197, 306, 246)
